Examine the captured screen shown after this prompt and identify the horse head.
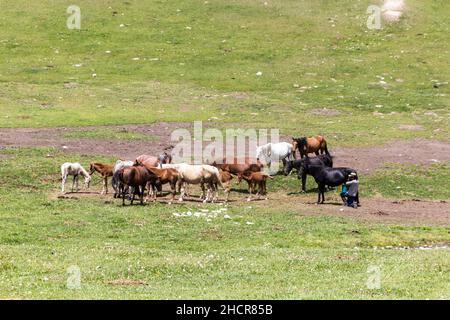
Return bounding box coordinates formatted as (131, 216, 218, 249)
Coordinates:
(283, 160, 293, 176)
(84, 174, 92, 189)
(89, 163, 96, 175)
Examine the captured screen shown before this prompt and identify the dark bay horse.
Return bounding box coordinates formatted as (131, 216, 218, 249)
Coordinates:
(292, 135, 329, 158)
(117, 165, 156, 206)
(301, 164, 357, 204)
(283, 154, 333, 192)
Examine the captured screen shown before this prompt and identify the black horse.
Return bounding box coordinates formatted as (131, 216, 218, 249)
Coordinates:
(284, 154, 333, 192)
(301, 164, 358, 204)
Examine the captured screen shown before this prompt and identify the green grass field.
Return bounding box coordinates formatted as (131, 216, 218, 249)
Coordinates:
(0, 0, 449, 299)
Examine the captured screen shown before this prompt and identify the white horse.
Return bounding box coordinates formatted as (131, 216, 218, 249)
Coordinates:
(256, 142, 294, 174)
(112, 160, 134, 198)
(61, 162, 91, 193)
(176, 164, 223, 203)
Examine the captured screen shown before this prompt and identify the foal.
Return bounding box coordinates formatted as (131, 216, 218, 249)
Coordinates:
(61, 162, 91, 194)
(89, 162, 113, 195)
(237, 172, 272, 201)
(140, 164, 179, 203)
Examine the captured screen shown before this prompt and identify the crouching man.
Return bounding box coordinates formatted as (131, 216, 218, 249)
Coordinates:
(345, 172, 359, 208)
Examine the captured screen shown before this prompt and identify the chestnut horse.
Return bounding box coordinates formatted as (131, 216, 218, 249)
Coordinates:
(135, 154, 160, 167)
(292, 135, 329, 158)
(211, 157, 262, 175)
(237, 172, 272, 201)
(139, 163, 179, 203)
(211, 157, 262, 194)
(89, 162, 113, 195)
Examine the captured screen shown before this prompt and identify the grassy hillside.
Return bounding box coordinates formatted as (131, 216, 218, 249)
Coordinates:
(0, 0, 448, 141)
(0, 1, 449, 300)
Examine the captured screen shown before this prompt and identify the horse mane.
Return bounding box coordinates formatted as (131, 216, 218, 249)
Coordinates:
(298, 137, 307, 151)
(79, 166, 90, 178)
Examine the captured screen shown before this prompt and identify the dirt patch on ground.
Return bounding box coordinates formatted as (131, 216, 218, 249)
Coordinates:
(398, 124, 423, 131)
(0, 123, 191, 160)
(310, 108, 341, 116)
(331, 138, 450, 174)
(107, 279, 147, 286)
(289, 198, 450, 226)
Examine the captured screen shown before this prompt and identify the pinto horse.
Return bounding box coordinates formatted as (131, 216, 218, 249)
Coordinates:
(301, 164, 357, 204)
(117, 165, 156, 206)
(89, 162, 113, 195)
(283, 154, 333, 192)
(139, 164, 179, 203)
(292, 135, 329, 158)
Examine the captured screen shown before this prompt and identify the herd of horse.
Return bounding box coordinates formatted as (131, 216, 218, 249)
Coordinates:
(60, 135, 359, 206)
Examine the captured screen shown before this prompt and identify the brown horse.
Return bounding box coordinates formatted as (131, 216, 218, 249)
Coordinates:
(139, 164, 179, 203)
(89, 162, 114, 194)
(118, 165, 156, 206)
(237, 172, 272, 201)
(218, 170, 234, 202)
(135, 155, 160, 167)
(211, 157, 262, 193)
(292, 135, 329, 158)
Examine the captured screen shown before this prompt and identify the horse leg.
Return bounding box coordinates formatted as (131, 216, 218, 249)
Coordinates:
(140, 184, 145, 205)
(122, 185, 126, 206)
(319, 184, 325, 204)
(71, 175, 76, 192)
(61, 175, 66, 193)
(211, 182, 218, 203)
(301, 172, 307, 193)
(317, 184, 322, 204)
(130, 187, 136, 205)
(179, 181, 185, 202)
(169, 181, 176, 204)
(263, 180, 268, 200)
